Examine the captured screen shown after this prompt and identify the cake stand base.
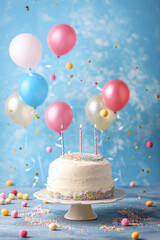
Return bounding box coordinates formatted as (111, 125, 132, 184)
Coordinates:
(34, 189, 127, 221)
(64, 204, 97, 220)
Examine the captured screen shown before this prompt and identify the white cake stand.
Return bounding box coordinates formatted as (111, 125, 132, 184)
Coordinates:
(34, 189, 127, 221)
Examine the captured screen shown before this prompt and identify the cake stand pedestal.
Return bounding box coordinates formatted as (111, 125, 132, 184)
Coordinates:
(34, 189, 127, 221)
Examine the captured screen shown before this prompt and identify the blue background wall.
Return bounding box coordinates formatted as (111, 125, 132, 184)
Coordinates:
(0, 0, 160, 187)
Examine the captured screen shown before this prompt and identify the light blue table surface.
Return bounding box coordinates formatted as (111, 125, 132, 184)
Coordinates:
(0, 186, 160, 240)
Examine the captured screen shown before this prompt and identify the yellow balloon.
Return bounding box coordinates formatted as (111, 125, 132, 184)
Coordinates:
(100, 109, 108, 118)
(66, 62, 73, 70)
(5, 92, 35, 127)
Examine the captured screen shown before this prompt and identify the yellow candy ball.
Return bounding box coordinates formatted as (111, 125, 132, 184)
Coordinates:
(6, 180, 13, 186)
(1, 208, 9, 216)
(17, 193, 23, 199)
(8, 193, 15, 199)
(23, 193, 29, 200)
(132, 232, 139, 240)
(43, 200, 48, 204)
(66, 62, 73, 70)
(146, 201, 153, 207)
(100, 109, 108, 118)
(49, 223, 57, 231)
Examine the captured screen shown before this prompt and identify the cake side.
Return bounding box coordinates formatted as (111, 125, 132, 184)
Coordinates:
(47, 153, 114, 200)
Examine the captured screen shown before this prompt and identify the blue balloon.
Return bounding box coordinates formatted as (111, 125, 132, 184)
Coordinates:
(18, 72, 48, 108)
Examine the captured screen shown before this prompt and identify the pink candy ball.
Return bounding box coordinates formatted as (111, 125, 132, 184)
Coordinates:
(11, 210, 18, 218)
(11, 189, 17, 196)
(121, 218, 129, 226)
(129, 181, 136, 187)
(22, 201, 28, 207)
(13, 84, 18, 90)
(146, 141, 153, 148)
(50, 74, 56, 81)
(19, 230, 28, 238)
(0, 193, 6, 199)
(46, 146, 52, 152)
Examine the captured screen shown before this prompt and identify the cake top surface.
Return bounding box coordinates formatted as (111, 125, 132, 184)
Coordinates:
(60, 152, 104, 161)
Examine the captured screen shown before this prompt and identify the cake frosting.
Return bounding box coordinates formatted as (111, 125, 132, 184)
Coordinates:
(47, 152, 114, 201)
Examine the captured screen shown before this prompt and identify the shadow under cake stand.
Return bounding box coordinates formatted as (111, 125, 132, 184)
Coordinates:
(34, 189, 127, 221)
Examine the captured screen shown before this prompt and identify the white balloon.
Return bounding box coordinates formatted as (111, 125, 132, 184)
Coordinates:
(9, 33, 42, 69)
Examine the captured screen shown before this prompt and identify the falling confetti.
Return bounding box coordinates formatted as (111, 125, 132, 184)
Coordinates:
(35, 114, 40, 119)
(143, 190, 146, 194)
(115, 118, 118, 122)
(127, 132, 130, 135)
(108, 137, 110, 140)
(157, 94, 160, 98)
(136, 67, 138, 69)
(132, 158, 134, 160)
(67, 81, 71, 85)
(56, 2, 58, 5)
(147, 170, 150, 173)
(13, 150, 15, 154)
(88, 60, 91, 63)
(146, 89, 148, 91)
(25, 6, 29, 11)
(36, 131, 39, 134)
(95, 82, 98, 85)
(19, 147, 22, 150)
(135, 146, 138, 149)
(115, 46, 117, 48)
(139, 125, 141, 128)
(36, 173, 39, 176)
(148, 156, 151, 158)
(49, 135, 53, 138)
(26, 164, 28, 166)
(10, 109, 13, 112)
(142, 169, 144, 172)
(70, 75, 73, 78)
(80, 80, 82, 82)
(7, 123, 9, 125)
(32, 178, 34, 181)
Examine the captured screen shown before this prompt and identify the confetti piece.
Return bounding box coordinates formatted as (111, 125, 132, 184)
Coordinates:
(108, 137, 110, 140)
(136, 67, 138, 69)
(25, 6, 29, 11)
(7, 123, 9, 125)
(26, 164, 28, 166)
(139, 125, 141, 128)
(34, 181, 37, 184)
(67, 81, 71, 85)
(95, 82, 98, 85)
(142, 169, 144, 172)
(148, 156, 151, 158)
(146, 89, 148, 91)
(36, 131, 39, 134)
(135, 146, 138, 149)
(10, 109, 13, 112)
(70, 75, 73, 78)
(80, 80, 82, 82)
(157, 94, 160, 98)
(13, 150, 15, 154)
(49, 135, 53, 138)
(127, 132, 130, 135)
(36, 172, 39, 176)
(35, 114, 40, 119)
(32, 178, 34, 181)
(115, 118, 118, 122)
(10, 168, 13, 170)
(88, 60, 91, 63)
(19, 147, 22, 150)
(132, 158, 134, 160)
(55, 2, 58, 5)
(115, 46, 117, 48)
(143, 190, 146, 194)
(146, 170, 149, 173)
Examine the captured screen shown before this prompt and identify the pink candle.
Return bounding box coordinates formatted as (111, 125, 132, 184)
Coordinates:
(80, 124, 82, 153)
(95, 124, 97, 155)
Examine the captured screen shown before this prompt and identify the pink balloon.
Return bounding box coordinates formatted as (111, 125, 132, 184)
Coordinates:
(45, 101, 73, 135)
(47, 24, 77, 57)
(146, 141, 153, 148)
(46, 146, 52, 152)
(50, 74, 56, 81)
(102, 79, 130, 112)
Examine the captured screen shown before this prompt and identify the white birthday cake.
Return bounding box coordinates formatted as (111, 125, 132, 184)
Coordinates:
(47, 153, 114, 200)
